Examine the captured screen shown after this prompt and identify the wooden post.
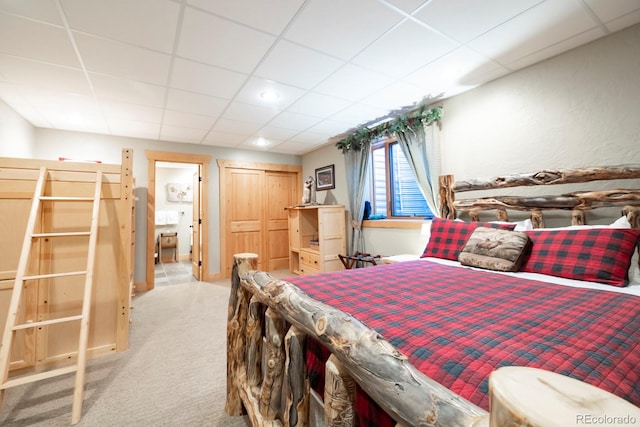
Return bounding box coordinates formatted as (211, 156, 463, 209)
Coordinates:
(495, 209, 508, 222)
(226, 253, 258, 416)
(260, 308, 287, 420)
(623, 205, 640, 228)
(439, 175, 456, 219)
(283, 326, 309, 427)
(571, 209, 585, 226)
(325, 355, 356, 427)
(246, 295, 263, 388)
(530, 209, 544, 229)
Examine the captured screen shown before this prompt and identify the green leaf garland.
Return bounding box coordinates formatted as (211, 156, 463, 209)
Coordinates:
(335, 105, 443, 153)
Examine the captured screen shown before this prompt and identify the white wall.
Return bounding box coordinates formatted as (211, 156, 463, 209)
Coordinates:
(0, 99, 35, 158)
(441, 23, 640, 179)
(301, 23, 640, 257)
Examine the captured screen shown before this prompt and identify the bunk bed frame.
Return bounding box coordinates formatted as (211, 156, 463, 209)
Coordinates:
(0, 149, 134, 374)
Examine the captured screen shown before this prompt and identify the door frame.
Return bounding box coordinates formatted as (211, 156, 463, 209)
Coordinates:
(146, 150, 211, 290)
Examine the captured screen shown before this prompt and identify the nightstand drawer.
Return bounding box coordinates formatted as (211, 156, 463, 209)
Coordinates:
(299, 250, 320, 269)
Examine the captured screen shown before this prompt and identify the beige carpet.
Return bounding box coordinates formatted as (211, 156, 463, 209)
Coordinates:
(0, 270, 277, 426)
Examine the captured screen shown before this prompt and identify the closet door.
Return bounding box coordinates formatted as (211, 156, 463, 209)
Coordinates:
(265, 172, 298, 271)
(223, 168, 265, 276)
(218, 160, 301, 278)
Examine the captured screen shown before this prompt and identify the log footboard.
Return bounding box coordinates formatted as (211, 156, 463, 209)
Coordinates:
(225, 253, 640, 426)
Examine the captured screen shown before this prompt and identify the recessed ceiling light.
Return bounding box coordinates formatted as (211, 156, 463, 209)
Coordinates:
(259, 89, 280, 103)
(255, 137, 269, 147)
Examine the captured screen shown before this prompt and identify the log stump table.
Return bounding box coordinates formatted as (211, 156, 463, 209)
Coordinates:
(489, 366, 640, 427)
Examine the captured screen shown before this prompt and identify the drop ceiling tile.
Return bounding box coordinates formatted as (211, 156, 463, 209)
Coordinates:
(221, 101, 281, 126)
(584, 0, 640, 23)
(507, 27, 604, 71)
(0, 13, 79, 67)
(269, 142, 317, 155)
(0, 81, 28, 104)
(201, 130, 246, 147)
(5, 102, 51, 127)
(74, 33, 171, 86)
(314, 64, 394, 102)
(186, 0, 304, 35)
(178, 7, 276, 73)
(352, 19, 458, 78)
(329, 103, 389, 127)
(160, 124, 208, 143)
(0, 56, 90, 94)
(234, 77, 305, 110)
(102, 101, 164, 123)
(288, 130, 330, 145)
(255, 125, 301, 141)
(170, 58, 248, 99)
(107, 117, 160, 136)
(405, 46, 502, 95)
(61, 0, 180, 53)
(212, 117, 262, 135)
(359, 80, 428, 110)
(467, 1, 601, 66)
(39, 102, 107, 133)
(381, 0, 429, 14)
(14, 86, 90, 112)
(413, 0, 544, 44)
(90, 74, 166, 107)
(254, 40, 345, 89)
(238, 137, 284, 151)
(605, 9, 640, 32)
(283, 0, 403, 60)
(0, 0, 63, 25)
(305, 119, 352, 137)
(165, 88, 229, 117)
(287, 92, 351, 118)
(163, 109, 216, 130)
(268, 110, 322, 131)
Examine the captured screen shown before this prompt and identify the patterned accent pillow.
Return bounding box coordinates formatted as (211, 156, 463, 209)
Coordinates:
(521, 227, 640, 286)
(421, 218, 516, 261)
(458, 227, 531, 272)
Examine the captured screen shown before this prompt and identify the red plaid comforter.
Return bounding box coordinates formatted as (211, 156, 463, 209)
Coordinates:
(285, 260, 640, 424)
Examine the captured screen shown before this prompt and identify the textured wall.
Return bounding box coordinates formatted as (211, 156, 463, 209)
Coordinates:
(441, 23, 640, 180)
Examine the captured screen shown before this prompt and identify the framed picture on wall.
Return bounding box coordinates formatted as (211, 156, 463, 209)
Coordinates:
(167, 183, 193, 202)
(315, 164, 335, 191)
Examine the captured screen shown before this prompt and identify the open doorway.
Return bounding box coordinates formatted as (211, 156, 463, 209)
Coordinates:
(154, 161, 198, 284)
(145, 150, 211, 290)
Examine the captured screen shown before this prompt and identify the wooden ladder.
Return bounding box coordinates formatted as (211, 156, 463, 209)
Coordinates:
(0, 167, 103, 425)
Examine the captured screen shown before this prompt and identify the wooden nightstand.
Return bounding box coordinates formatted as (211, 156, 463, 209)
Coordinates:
(158, 232, 178, 262)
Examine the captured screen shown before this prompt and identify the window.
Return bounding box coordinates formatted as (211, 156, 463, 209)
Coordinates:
(370, 138, 433, 218)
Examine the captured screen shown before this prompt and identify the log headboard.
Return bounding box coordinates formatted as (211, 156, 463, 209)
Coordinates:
(438, 164, 640, 228)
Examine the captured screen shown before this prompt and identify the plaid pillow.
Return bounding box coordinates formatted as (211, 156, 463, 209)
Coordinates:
(521, 227, 640, 286)
(421, 218, 516, 261)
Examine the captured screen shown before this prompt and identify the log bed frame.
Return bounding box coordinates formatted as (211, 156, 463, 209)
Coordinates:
(226, 164, 640, 427)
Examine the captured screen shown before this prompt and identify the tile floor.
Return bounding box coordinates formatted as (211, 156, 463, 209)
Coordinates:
(154, 260, 199, 286)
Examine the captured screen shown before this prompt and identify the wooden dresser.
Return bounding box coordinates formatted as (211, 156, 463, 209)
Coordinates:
(287, 205, 346, 275)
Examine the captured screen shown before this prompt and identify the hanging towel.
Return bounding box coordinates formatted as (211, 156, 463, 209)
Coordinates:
(166, 211, 179, 225)
(155, 211, 167, 225)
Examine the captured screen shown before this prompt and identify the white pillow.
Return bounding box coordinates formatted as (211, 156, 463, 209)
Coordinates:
(491, 218, 533, 231)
